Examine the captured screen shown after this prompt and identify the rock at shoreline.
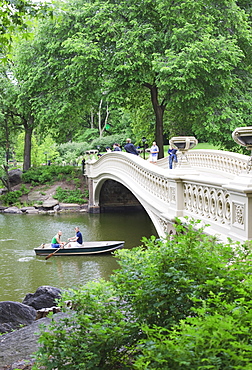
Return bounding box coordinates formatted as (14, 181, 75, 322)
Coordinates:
(42, 198, 59, 209)
(20, 206, 39, 214)
(0, 302, 37, 334)
(0, 312, 70, 369)
(0, 286, 67, 368)
(3, 207, 22, 214)
(22, 286, 62, 310)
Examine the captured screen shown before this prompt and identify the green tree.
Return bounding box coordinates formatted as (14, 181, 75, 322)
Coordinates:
(51, 0, 251, 157)
(0, 65, 24, 188)
(8, 0, 252, 159)
(0, 0, 52, 58)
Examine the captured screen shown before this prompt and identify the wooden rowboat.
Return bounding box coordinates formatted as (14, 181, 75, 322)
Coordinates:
(34, 241, 125, 256)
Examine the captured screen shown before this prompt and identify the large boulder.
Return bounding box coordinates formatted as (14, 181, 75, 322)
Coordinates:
(3, 206, 22, 214)
(8, 169, 22, 186)
(22, 286, 62, 310)
(0, 312, 70, 368)
(42, 197, 59, 209)
(0, 301, 37, 334)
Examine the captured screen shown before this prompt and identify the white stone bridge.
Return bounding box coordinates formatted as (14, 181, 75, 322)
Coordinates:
(85, 150, 252, 243)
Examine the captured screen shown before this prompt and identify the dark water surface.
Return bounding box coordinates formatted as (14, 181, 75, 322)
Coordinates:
(0, 211, 157, 302)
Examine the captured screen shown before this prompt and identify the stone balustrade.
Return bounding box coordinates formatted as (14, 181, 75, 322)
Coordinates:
(85, 150, 252, 243)
(158, 149, 249, 176)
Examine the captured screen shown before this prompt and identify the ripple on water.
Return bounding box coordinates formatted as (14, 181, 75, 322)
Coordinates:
(18, 257, 35, 262)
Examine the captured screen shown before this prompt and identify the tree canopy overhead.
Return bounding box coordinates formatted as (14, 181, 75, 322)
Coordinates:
(41, 0, 251, 156)
(2, 0, 252, 169)
(0, 0, 52, 57)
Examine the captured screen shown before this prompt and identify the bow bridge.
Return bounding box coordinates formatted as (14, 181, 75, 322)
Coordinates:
(85, 150, 252, 242)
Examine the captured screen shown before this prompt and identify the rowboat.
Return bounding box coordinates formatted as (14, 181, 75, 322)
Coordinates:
(34, 241, 125, 256)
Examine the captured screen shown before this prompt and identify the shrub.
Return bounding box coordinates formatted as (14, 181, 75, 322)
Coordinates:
(90, 134, 130, 152)
(134, 296, 252, 369)
(33, 219, 252, 369)
(34, 281, 139, 369)
(0, 190, 23, 206)
(22, 165, 78, 184)
(112, 218, 252, 329)
(53, 186, 88, 204)
(56, 142, 89, 163)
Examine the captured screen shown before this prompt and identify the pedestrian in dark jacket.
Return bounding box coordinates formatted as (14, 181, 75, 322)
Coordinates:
(124, 138, 139, 155)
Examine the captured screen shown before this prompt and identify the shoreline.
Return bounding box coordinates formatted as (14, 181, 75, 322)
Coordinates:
(0, 203, 89, 214)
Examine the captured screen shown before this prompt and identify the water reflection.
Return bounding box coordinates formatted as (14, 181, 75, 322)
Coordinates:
(0, 211, 157, 302)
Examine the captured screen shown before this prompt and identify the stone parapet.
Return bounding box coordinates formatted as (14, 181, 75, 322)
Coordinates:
(86, 151, 252, 242)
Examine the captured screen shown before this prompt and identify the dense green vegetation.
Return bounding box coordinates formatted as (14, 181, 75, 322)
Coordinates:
(53, 186, 88, 204)
(0, 166, 88, 206)
(33, 219, 252, 369)
(21, 165, 78, 185)
(0, 0, 251, 171)
(0, 184, 30, 206)
(1, 2, 251, 367)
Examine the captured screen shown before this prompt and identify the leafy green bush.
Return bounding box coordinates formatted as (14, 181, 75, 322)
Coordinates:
(0, 190, 23, 206)
(134, 296, 252, 369)
(56, 142, 89, 163)
(33, 219, 252, 369)
(22, 165, 78, 184)
(112, 219, 251, 329)
(20, 184, 30, 194)
(90, 134, 130, 152)
(53, 186, 88, 204)
(35, 281, 139, 370)
(0, 184, 32, 206)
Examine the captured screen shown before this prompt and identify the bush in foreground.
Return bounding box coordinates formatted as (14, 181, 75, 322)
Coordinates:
(33, 219, 252, 369)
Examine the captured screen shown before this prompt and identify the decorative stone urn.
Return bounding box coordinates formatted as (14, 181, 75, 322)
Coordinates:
(232, 126, 252, 150)
(169, 136, 198, 153)
(232, 126, 252, 172)
(169, 136, 198, 168)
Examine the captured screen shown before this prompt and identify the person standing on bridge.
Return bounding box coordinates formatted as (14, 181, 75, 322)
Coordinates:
(113, 143, 122, 151)
(124, 138, 139, 155)
(168, 146, 178, 169)
(150, 141, 159, 164)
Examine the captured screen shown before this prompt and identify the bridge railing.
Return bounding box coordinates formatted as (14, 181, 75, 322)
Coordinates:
(86, 151, 252, 242)
(158, 149, 249, 176)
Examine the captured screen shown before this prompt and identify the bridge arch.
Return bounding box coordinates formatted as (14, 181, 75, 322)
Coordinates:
(98, 179, 143, 212)
(90, 175, 165, 235)
(86, 150, 252, 242)
(86, 153, 178, 237)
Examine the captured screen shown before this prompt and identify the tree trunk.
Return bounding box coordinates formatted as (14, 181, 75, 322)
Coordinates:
(1, 164, 11, 192)
(98, 99, 110, 138)
(23, 120, 33, 171)
(149, 85, 165, 159)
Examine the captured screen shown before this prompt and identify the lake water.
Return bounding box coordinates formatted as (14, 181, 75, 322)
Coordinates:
(0, 211, 158, 302)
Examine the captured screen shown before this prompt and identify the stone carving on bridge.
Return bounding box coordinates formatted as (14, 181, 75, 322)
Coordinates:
(183, 183, 231, 225)
(233, 202, 245, 228)
(158, 217, 176, 235)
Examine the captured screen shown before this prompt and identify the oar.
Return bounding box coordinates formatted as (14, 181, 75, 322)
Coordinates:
(45, 242, 70, 260)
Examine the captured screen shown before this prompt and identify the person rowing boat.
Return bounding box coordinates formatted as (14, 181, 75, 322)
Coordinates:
(67, 226, 83, 248)
(51, 230, 65, 248)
